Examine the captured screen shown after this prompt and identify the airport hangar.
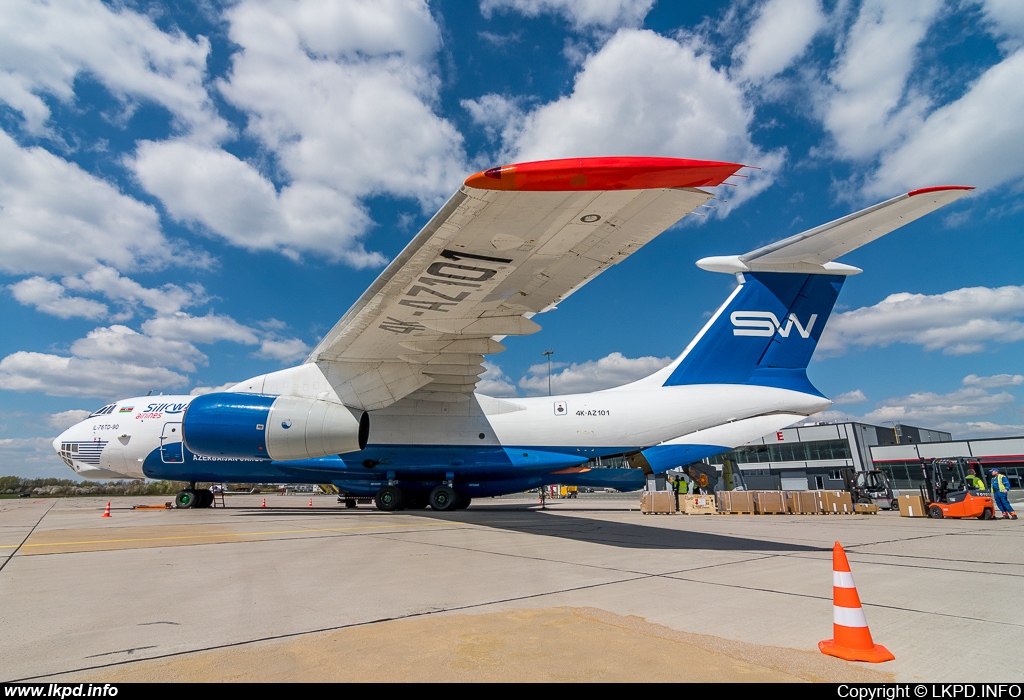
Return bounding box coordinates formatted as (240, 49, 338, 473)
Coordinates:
(577, 421, 1024, 493)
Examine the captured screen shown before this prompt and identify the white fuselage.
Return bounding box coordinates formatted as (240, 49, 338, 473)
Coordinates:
(53, 384, 829, 481)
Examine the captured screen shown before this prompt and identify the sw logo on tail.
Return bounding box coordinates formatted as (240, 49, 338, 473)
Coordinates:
(731, 311, 818, 338)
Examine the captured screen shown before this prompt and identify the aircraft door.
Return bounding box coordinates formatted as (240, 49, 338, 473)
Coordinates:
(160, 422, 184, 463)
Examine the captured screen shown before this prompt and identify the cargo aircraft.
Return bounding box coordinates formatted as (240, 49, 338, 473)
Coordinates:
(53, 157, 970, 511)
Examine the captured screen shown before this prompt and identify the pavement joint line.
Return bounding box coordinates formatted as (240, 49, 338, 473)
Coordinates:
(661, 573, 1024, 629)
(0, 520, 456, 550)
(10, 570, 655, 683)
(0, 500, 56, 574)
(371, 531, 791, 582)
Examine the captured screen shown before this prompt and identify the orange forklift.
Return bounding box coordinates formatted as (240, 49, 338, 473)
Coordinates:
(920, 457, 995, 519)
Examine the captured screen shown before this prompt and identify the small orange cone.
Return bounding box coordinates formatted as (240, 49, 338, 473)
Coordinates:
(102, 501, 111, 518)
(309, 497, 313, 507)
(261, 497, 266, 508)
(819, 541, 894, 663)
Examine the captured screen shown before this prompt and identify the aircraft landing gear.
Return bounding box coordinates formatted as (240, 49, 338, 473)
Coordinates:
(175, 483, 213, 509)
(175, 489, 197, 508)
(374, 485, 405, 511)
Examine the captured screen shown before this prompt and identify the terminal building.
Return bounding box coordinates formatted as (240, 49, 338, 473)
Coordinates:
(700, 421, 1024, 491)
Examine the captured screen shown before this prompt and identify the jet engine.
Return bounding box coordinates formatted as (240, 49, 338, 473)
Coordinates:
(182, 393, 368, 460)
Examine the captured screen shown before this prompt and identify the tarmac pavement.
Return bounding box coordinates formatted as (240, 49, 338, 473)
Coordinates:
(1, 492, 1021, 682)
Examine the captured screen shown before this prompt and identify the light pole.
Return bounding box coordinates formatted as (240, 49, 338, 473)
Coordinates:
(542, 350, 554, 396)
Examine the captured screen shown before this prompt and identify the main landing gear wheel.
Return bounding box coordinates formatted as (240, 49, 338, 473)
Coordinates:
(454, 492, 472, 510)
(374, 485, 405, 512)
(928, 505, 945, 519)
(429, 485, 458, 511)
(175, 489, 197, 509)
(196, 490, 213, 508)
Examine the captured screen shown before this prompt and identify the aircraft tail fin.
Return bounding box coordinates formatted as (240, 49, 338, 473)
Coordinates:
(652, 186, 972, 394)
(660, 271, 843, 394)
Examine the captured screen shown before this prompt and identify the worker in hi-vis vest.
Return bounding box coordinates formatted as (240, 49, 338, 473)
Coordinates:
(990, 469, 1016, 520)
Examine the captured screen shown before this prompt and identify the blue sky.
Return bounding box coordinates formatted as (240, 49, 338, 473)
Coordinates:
(2, 0, 1024, 478)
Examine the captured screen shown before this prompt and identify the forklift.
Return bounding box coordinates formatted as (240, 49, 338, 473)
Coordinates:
(840, 468, 898, 510)
(920, 457, 995, 519)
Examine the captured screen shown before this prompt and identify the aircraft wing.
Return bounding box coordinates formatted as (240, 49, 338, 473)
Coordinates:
(306, 157, 743, 410)
(697, 186, 974, 275)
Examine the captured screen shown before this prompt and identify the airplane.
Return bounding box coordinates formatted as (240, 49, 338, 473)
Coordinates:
(52, 156, 971, 511)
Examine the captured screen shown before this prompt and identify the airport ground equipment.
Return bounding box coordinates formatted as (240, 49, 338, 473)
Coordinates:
(840, 468, 897, 510)
(920, 457, 995, 519)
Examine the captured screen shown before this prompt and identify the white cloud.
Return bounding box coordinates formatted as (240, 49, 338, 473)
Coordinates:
(131, 139, 384, 266)
(8, 276, 108, 319)
(480, 0, 655, 32)
(63, 266, 202, 317)
(480, 29, 784, 213)
(46, 409, 91, 429)
(962, 373, 1024, 389)
(70, 325, 207, 373)
(0, 130, 170, 276)
(862, 386, 1015, 423)
(865, 50, 1024, 196)
(477, 361, 518, 397)
(979, 0, 1024, 45)
(519, 351, 670, 395)
(190, 382, 243, 396)
(820, 0, 944, 161)
(0, 437, 71, 479)
(256, 337, 310, 363)
(0, 0, 226, 138)
(933, 420, 1024, 437)
(128, 0, 468, 267)
(141, 312, 261, 345)
(818, 285, 1024, 356)
(0, 351, 188, 398)
(732, 0, 826, 83)
(833, 389, 867, 405)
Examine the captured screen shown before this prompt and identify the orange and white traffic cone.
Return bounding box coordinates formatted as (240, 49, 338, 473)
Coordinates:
(819, 541, 894, 663)
(261, 497, 266, 508)
(102, 501, 111, 518)
(309, 497, 313, 507)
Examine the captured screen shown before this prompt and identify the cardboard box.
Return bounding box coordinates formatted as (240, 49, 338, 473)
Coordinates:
(681, 494, 716, 515)
(815, 490, 854, 514)
(854, 503, 879, 514)
(718, 490, 755, 513)
(641, 490, 676, 514)
(754, 490, 787, 514)
(825, 491, 854, 514)
(786, 491, 822, 514)
(898, 494, 927, 518)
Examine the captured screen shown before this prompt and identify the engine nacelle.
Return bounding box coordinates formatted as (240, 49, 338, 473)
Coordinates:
(183, 393, 368, 460)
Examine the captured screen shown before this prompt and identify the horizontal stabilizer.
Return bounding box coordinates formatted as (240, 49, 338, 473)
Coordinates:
(697, 186, 972, 276)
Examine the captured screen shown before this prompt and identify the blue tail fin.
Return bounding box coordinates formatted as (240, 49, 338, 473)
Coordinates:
(663, 272, 845, 394)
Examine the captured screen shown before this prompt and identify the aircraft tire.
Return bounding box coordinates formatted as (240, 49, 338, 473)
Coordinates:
(175, 489, 197, 509)
(196, 490, 213, 508)
(374, 486, 405, 512)
(429, 485, 457, 511)
(454, 492, 471, 510)
(344, 498, 357, 509)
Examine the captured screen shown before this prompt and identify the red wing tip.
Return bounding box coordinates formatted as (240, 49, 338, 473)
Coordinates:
(907, 185, 975, 197)
(465, 156, 745, 192)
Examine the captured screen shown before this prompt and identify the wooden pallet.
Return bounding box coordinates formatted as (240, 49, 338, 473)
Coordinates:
(718, 510, 755, 515)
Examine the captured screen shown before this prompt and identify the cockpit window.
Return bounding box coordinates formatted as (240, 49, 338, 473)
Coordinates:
(89, 404, 116, 417)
